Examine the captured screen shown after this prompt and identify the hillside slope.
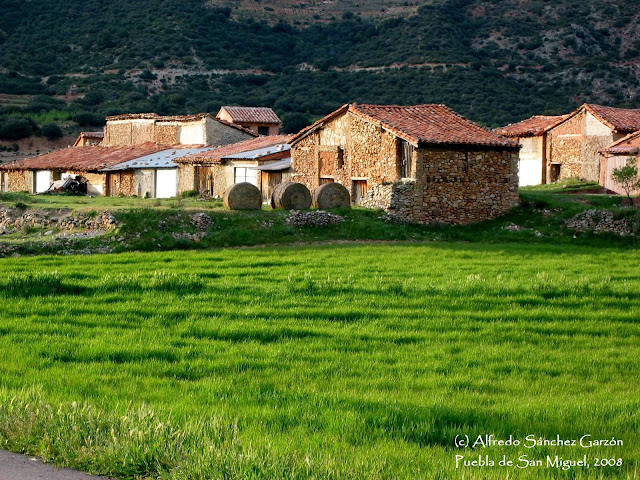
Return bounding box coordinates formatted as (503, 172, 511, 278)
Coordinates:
(0, 0, 639, 130)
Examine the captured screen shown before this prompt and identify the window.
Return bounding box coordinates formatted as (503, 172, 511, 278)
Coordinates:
(234, 167, 258, 186)
(320, 177, 335, 185)
(258, 126, 270, 136)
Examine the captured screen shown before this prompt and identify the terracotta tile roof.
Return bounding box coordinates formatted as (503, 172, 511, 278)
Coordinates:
(0, 143, 169, 172)
(177, 134, 293, 164)
(582, 104, 640, 133)
(494, 115, 569, 137)
(602, 130, 640, 154)
(291, 104, 518, 149)
(79, 131, 104, 138)
(218, 106, 281, 124)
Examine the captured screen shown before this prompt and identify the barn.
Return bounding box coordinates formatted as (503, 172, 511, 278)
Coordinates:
(289, 103, 520, 225)
(545, 104, 640, 183)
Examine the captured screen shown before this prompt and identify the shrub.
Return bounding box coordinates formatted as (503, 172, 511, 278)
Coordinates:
(0, 116, 37, 140)
(40, 123, 64, 140)
(72, 112, 104, 127)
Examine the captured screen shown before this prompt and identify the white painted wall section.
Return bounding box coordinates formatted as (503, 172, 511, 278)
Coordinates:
(178, 122, 205, 145)
(35, 170, 52, 193)
(156, 169, 177, 198)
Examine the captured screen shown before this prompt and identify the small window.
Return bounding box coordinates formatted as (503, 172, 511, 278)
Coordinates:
(234, 167, 258, 187)
(258, 126, 270, 136)
(337, 147, 344, 170)
(320, 177, 335, 185)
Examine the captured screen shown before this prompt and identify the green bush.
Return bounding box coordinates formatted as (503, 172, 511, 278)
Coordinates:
(40, 123, 64, 140)
(0, 116, 37, 140)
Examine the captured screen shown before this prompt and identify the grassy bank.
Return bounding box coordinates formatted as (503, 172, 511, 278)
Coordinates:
(0, 242, 639, 478)
(1, 182, 640, 257)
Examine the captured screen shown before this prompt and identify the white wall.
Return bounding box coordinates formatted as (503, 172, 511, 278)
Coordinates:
(35, 170, 52, 193)
(156, 169, 177, 198)
(585, 112, 612, 136)
(517, 137, 543, 186)
(178, 121, 205, 145)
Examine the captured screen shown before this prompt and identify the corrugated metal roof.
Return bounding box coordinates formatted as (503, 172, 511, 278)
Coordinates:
(247, 158, 291, 171)
(102, 147, 214, 171)
(222, 143, 290, 160)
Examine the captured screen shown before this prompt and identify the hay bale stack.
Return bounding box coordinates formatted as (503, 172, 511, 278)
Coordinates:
(312, 183, 351, 209)
(223, 182, 262, 210)
(271, 181, 312, 210)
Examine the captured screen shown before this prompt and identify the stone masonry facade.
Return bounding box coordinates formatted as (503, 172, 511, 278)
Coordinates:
(291, 109, 519, 225)
(546, 110, 624, 183)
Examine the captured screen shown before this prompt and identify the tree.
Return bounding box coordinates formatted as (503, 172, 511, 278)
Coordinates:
(612, 155, 640, 203)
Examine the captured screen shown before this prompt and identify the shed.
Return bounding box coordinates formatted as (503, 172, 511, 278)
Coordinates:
(290, 103, 519, 225)
(544, 104, 640, 183)
(176, 134, 293, 200)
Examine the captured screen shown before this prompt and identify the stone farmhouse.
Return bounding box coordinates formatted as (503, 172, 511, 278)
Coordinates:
(73, 131, 104, 147)
(543, 104, 640, 183)
(216, 106, 281, 136)
(0, 113, 255, 197)
(290, 103, 520, 225)
(175, 135, 293, 201)
(600, 130, 640, 195)
(494, 115, 568, 186)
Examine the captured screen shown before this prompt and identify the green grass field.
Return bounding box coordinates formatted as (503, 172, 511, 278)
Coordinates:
(1, 241, 639, 479)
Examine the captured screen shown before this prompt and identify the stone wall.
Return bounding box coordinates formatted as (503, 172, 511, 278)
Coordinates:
(412, 147, 519, 225)
(205, 119, 254, 146)
(360, 180, 416, 222)
(178, 164, 196, 194)
(107, 171, 135, 196)
(6, 171, 33, 192)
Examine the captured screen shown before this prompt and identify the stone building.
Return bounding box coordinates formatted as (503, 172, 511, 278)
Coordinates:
(290, 103, 520, 225)
(216, 106, 281, 136)
(495, 115, 568, 186)
(176, 135, 293, 200)
(0, 143, 169, 196)
(600, 130, 640, 195)
(103, 113, 255, 147)
(73, 131, 105, 147)
(545, 104, 640, 183)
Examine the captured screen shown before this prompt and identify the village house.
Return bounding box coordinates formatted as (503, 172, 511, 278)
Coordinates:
(103, 112, 255, 147)
(73, 131, 105, 147)
(600, 130, 640, 195)
(544, 104, 640, 183)
(495, 115, 568, 186)
(216, 106, 281, 136)
(176, 135, 293, 201)
(0, 112, 258, 197)
(289, 103, 520, 225)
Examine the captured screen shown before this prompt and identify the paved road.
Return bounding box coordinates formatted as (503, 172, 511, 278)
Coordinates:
(0, 450, 113, 480)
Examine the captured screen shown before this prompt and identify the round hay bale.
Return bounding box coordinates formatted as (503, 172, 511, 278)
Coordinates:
(271, 181, 312, 210)
(224, 182, 262, 210)
(312, 183, 351, 209)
